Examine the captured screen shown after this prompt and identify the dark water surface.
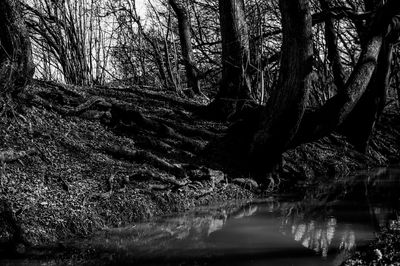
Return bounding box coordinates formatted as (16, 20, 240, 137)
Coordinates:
(3, 167, 400, 265)
(75, 201, 378, 266)
(65, 168, 400, 266)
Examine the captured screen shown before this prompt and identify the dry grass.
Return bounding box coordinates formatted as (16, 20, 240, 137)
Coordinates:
(0, 80, 399, 247)
(0, 82, 254, 245)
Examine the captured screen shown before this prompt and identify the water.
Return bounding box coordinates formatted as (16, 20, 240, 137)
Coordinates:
(63, 169, 399, 266)
(74, 199, 381, 266)
(3, 168, 400, 265)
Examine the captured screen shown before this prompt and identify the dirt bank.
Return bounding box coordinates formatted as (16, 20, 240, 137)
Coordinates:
(0, 81, 399, 253)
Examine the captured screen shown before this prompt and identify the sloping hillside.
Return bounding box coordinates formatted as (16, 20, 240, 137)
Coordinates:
(0, 80, 399, 251)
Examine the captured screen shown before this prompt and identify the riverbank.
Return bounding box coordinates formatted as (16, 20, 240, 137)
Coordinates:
(0, 81, 399, 259)
(342, 219, 400, 265)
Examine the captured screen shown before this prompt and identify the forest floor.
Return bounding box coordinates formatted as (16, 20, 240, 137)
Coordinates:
(0, 80, 400, 263)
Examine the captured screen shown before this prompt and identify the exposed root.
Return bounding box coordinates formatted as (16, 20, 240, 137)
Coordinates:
(103, 144, 186, 178)
(0, 148, 37, 163)
(130, 169, 189, 187)
(61, 97, 109, 116)
(137, 137, 173, 153)
(25, 82, 208, 156)
(33, 80, 84, 99)
(108, 101, 206, 152)
(29, 93, 108, 117)
(153, 117, 219, 140)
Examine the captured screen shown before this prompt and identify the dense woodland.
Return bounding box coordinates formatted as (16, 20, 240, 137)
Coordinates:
(1, 0, 400, 264)
(1, 0, 400, 173)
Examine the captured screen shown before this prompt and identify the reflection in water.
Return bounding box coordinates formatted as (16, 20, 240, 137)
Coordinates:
(280, 167, 400, 261)
(65, 167, 400, 266)
(284, 210, 357, 258)
(286, 216, 356, 259)
(233, 205, 258, 219)
(289, 218, 337, 257)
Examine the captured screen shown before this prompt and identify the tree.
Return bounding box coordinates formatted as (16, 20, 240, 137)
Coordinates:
(319, 0, 346, 93)
(210, 0, 400, 178)
(248, 0, 313, 174)
(208, 0, 253, 120)
(168, 0, 201, 94)
(339, 1, 393, 151)
(294, 0, 400, 146)
(0, 0, 34, 96)
(23, 0, 121, 86)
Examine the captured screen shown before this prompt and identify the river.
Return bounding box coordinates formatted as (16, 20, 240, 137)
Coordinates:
(2, 167, 400, 265)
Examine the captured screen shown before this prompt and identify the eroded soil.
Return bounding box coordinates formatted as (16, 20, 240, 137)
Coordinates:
(0, 80, 399, 259)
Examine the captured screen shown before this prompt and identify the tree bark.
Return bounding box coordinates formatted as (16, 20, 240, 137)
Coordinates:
(247, 0, 314, 174)
(293, 35, 383, 145)
(207, 0, 253, 120)
(293, 0, 400, 146)
(319, 0, 346, 93)
(337, 1, 393, 152)
(207, 0, 400, 179)
(0, 0, 35, 96)
(169, 0, 201, 95)
(340, 41, 392, 151)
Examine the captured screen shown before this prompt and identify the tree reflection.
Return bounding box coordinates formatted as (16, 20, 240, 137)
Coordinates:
(282, 209, 344, 258)
(68, 168, 400, 265)
(279, 167, 400, 259)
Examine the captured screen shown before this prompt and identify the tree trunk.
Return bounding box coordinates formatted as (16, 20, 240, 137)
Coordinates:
(0, 0, 35, 96)
(248, 0, 314, 175)
(293, 35, 383, 145)
(319, 0, 346, 93)
(293, 0, 400, 146)
(207, 0, 253, 120)
(340, 41, 393, 151)
(169, 0, 201, 95)
(337, 1, 392, 152)
(207, 0, 400, 179)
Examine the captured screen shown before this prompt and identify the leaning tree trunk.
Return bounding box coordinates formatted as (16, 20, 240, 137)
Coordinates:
(340, 41, 393, 152)
(207, 0, 253, 120)
(337, 0, 393, 152)
(318, 0, 390, 152)
(292, 0, 400, 146)
(247, 0, 314, 175)
(169, 0, 201, 95)
(292, 36, 383, 145)
(206, 0, 400, 180)
(204, 0, 313, 176)
(0, 0, 34, 97)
